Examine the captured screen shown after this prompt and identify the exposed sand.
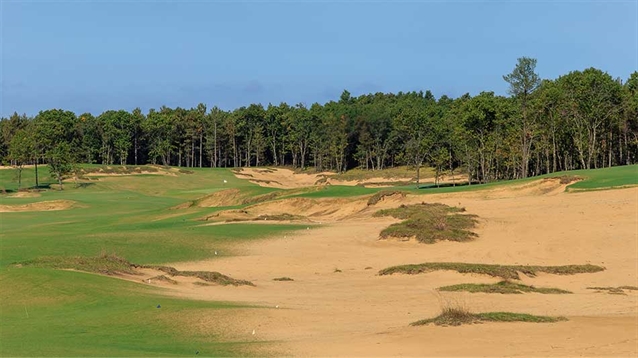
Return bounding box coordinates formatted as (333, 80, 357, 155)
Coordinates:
(0, 200, 77, 212)
(234, 167, 470, 189)
(5, 191, 41, 198)
(118, 177, 637, 356)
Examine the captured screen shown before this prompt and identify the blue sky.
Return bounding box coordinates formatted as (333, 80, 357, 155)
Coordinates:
(1, 1, 637, 117)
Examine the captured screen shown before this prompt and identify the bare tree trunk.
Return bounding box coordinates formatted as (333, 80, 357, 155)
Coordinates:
(35, 158, 39, 188)
(199, 133, 203, 168)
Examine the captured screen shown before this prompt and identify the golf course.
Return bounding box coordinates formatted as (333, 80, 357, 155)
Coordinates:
(1, 164, 636, 356)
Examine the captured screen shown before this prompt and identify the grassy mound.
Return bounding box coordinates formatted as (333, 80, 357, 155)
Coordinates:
(374, 203, 478, 244)
(18, 254, 254, 286)
(379, 262, 604, 280)
(438, 281, 571, 294)
(19, 253, 138, 275)
(273, 277, 294, 281)
(411, 307, 567, 326)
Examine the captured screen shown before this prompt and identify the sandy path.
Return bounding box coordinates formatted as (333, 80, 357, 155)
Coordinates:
(147, 184, 637, 356)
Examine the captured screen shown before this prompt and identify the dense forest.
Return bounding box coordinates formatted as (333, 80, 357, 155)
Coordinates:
(2, 58, 637, 188)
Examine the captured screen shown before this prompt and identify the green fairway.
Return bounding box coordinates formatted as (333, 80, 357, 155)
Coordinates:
(562, 165, 638, 191)
(409, 164, 638, 194)
(0, 166, 303, 356)
(0, 268, 251, 357)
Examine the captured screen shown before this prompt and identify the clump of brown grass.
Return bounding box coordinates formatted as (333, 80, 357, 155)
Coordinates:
(587, 286, 638, 295)
(439, 280, 572, 294)
(19, 252, 138, 276)
(149, 265, 254, 286)
(374, 203, 477, 244)
(411, 305, 567, 327)
(379, 262, 605, 280)
(17, 253, 254, 286)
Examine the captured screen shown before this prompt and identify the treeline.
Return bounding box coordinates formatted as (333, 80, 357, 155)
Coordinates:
(2, 58, 637, 188)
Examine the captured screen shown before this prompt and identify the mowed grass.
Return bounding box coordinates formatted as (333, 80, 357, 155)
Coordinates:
(0, 268, 253, 357)
(0, 165, 305, 356)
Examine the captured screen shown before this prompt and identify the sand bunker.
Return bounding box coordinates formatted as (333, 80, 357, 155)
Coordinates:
(203, 192, 409, 223)
(195, 188, 245, 207)
(233, 168, 331, 189)
(0, 200, 77, 212)
(163, 180, 637, 357)
(233, 167, 470, 189)
(5, 191, 41, 198)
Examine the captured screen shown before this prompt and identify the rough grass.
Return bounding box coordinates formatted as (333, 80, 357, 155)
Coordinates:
(147, 266, 254, 287)
(273, 277, 294, 281)
(19, 253, 139, 276)
(438, 281, 572, 294)
(18, 254, 254, 286)
(587, 286, 638, 295)
(411, 307, 567, 326)
(366, 190, 406, 205)
(374, 203, 478, 244)
(80, 165, 161, 175)
(378, 262, 605, 280)
(551, 175, 582, 184)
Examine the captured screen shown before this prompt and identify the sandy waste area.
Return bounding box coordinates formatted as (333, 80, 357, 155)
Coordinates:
(118, 170, 638, 356)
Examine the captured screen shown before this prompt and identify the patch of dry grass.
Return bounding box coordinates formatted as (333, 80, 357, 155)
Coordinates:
(149, 266, 254, 286)
(19, 253, 138, 275)
(438, 281, 572, 294)
(379, 262, 605, 280)
(18, 253, 254, 286)
(411, 307, 567, 327)
(374, 203, 478, 244)
(587, 286, 638, 295)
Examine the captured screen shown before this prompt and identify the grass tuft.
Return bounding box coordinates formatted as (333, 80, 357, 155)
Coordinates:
(379, 262, 605, 280)
(148, 266, 254, 286)
(273, 277, 294, 281)
(374, 203, 477, 244)
(587, 286, 638, 295)
(411, 307, 567, 327)
(438, 281, 572, 294)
